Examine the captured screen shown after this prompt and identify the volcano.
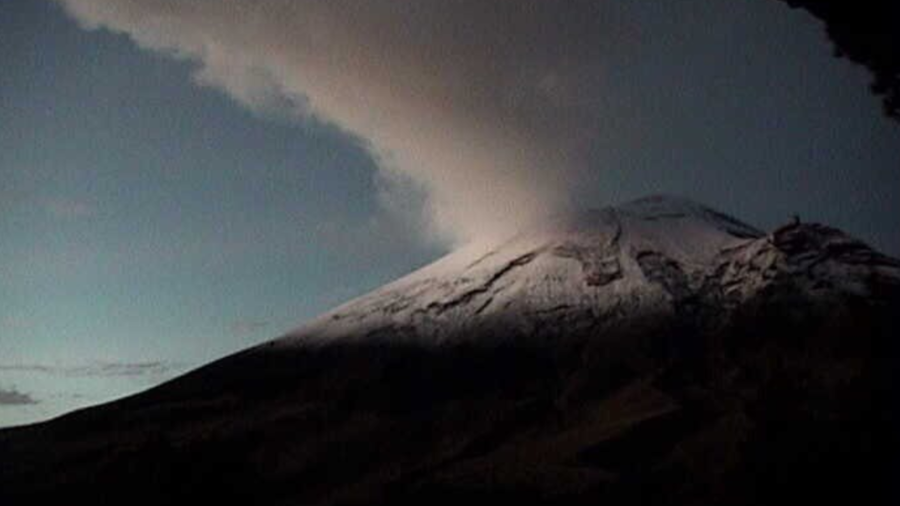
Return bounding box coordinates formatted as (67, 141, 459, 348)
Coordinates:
(1, 195, 897, 505)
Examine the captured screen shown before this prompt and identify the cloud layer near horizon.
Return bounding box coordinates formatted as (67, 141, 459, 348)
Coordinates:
(53, 0, 616, 245)
(0, 388, 37, 406)
(0, 361, 185, 378)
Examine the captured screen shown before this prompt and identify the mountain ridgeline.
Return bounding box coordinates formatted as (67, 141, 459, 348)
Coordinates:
(1, 196, 897, 505)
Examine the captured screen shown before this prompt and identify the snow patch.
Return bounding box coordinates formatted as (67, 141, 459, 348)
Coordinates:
(271, 196, 891, 348)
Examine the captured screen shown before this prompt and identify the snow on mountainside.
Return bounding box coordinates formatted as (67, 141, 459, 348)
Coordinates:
(275, 194, 899, 347)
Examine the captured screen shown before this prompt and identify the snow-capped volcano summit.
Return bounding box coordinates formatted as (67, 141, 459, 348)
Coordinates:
(276, 194, 895, 347)
(2, 195, 897, 506)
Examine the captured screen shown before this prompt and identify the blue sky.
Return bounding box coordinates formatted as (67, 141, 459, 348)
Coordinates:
(0, 0, 441, 426)
(1, 0, 898, 427)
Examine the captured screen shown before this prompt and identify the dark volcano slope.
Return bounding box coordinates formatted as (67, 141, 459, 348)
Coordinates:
(1, 207, 898, 505)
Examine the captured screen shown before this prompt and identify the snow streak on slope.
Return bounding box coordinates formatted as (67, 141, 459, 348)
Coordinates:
(274, 195, 899, 348)
(274, 196, 752, 345)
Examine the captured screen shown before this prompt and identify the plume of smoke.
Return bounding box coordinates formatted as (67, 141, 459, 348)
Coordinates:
(54, 0, 613, 246)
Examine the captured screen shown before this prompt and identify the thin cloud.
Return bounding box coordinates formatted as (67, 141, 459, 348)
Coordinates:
(0, 316, 35, 331)
(229, 320, 270, 335)
(0, 361, 186, 378)
(42, 197, 97, 219)
(0, 388, 38, 406)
